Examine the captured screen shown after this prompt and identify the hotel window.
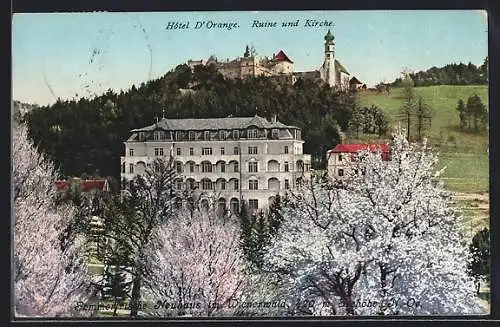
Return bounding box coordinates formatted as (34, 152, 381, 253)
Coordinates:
(190, 148, 194, 156)
(128, 148, 134, 156)
(248, 162, 258, 173)
(121, 163, 126, 173)
(234, 179, 239, 190)
(248, 199, 259, 211)
(175, 131, 182, 141)
(284, 146, 289, 154)
(284, 161, 289, 172)
(248, 129, 258, 139)
(234, 162, 239, 173)
(231, 199, 239, 213)
(248, 146, 258, 155)
(249, 180, 259, 190)
(338, 154, 343, 161)
(233, 146, 239, 155)
(202, 147, 212, 155)
(204, 131, 210, 140)
(220, 180, 226, 190)
(285, 179, 290, 189)
(176, 180, 183, 190)
(233, 130, 240, 139)
(129, 163, 134, 174)
(338, 169, 344, 177)
(202, 180, 213, 190)
(176, 148, 181, 156)
(176, 162, 183, 173)
(220, 162, 226, 173)
(219, 130, 226, 140)
(220, 147, 225, 155)
(154, 131, 160, 141)
(188, 179, 196, 189)
(189, 162, 195, 173)
(154, 148, 164, 156)
(189, 131, 195, 141)
(202, 162, 213, 173)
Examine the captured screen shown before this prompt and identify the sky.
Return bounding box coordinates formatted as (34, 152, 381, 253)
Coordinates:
(12, 10, 488, 106)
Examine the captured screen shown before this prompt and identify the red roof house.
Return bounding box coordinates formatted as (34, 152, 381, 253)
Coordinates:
(273, 50, 294, 63)
(327, 143, 390, 180)
(55, 179, 110, 193)
(328, 143, 390, 159)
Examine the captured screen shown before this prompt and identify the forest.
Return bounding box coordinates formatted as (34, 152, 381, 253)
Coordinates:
(22, 63, 379, 190)
(391, 57, 488, 87)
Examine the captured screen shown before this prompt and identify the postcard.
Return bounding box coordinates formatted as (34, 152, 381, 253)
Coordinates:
(12, 10, 490, 319)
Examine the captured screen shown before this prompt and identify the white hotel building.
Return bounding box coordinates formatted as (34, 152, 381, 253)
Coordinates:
(120, 115, 311, 215)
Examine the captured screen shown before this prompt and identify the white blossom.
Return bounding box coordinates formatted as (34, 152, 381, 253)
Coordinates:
(13, 124, 91, 317)
(263, 130, 484, 316)
(142, 199, 249, 317)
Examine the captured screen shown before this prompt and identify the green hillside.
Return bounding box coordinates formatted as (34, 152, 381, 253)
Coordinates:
(356, 85, 489, 193)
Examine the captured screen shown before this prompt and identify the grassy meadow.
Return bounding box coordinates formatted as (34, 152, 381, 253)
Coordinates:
(355, 85, 489, 193)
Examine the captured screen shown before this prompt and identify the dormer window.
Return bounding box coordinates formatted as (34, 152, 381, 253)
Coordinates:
(219, 130, 226, 140)
(204, 131, 210, 140)
(138, 132, 145, 141)
(189, 131, 196, 141)
(175, 131, 182, 141)
(248, 129, 258, 139)
(272, 129, 279, 139)
(233, 130, 240, 139)
(154, 130, 164, 141)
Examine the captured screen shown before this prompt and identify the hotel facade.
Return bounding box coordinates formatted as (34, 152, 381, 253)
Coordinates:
(121, 115, 312, 215)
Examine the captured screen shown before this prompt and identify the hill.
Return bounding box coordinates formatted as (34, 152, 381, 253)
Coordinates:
(356, 85, 489, 193)
(22, 64, 356, 187)
(390, 58, 488, 87)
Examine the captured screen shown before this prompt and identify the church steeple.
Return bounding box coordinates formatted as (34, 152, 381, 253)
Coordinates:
(324, 29, 335, 43)
(322, 29, 336, 87)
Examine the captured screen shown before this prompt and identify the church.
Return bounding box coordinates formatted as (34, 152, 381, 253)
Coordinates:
(186, 29, 361, 90)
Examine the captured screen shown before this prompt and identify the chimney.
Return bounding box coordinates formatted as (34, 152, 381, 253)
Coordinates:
(339, 131, 346, 144)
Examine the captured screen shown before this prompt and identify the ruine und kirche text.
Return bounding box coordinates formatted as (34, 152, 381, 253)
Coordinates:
(164, 19, 335, 30)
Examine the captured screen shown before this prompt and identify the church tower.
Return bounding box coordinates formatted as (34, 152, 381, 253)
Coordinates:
(323, 29, 336, 87)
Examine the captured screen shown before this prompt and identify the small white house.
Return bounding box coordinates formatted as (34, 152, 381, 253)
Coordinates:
(326, 143, 390, 180)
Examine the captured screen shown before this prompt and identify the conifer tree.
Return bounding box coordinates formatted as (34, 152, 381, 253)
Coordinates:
(468, 228, 490, 294)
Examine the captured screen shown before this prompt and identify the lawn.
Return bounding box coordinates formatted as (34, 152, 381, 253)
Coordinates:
(354, 85, 489, 193)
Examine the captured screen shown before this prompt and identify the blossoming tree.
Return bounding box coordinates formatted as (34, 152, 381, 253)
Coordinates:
(263, 131, 485, 316)
(143, 198, 249, 317)
(13, 124, 91, 317)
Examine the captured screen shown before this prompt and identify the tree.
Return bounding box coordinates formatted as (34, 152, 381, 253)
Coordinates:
(143, 198, 249, 317)
(262, 130, 484, 315)
(267, 194, 288, 238)
(400, 72, 416, 141)
(456, 99, 467, 130)
(243, 45, 250, 58)
(99, 157, 180, 317)
(414, 96, 434, 141)
(13, 124, 92, 317)
(466, 94, 488, 132)
(468, 228, 490, 294)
